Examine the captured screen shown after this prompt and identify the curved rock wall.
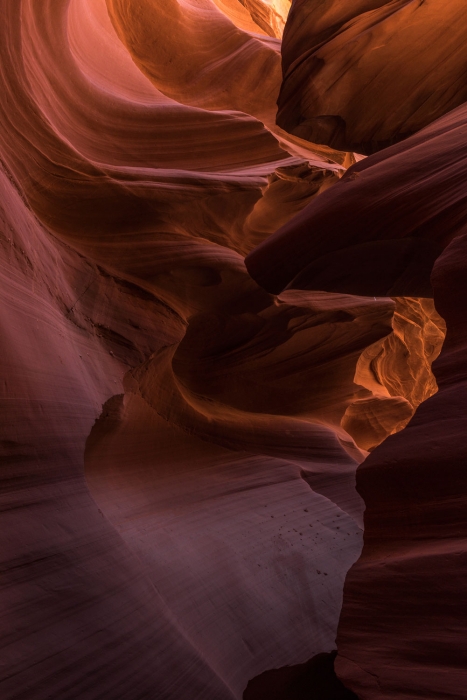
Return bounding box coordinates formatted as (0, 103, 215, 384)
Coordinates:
(0, 3, 366, 698)
(278, 0, 467, 152)
(248, 104, 467, 693)
(335, 231, 467, 698)
(1, 1, 460, 699)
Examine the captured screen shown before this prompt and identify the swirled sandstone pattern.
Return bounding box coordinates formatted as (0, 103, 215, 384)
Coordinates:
(0, 1, 454, 699)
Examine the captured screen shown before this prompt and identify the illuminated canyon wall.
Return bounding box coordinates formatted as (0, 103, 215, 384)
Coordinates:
(1, 2, 465, 699)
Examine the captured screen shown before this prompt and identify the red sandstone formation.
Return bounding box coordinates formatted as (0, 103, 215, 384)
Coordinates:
(0, 3, 364, 698)
(246, 105, 467, 298)
(1, 1, 463, 699)
(245, 3, 467, 695)
(106, 0, 282, 125)
(278, 0, 467, 153)
(335, 232, 467, 698)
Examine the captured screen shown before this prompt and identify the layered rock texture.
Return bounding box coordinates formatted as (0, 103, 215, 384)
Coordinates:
(1, 1, 465, 699)
(278, 0, 467, 153)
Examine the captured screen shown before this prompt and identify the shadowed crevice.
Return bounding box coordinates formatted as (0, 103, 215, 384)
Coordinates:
(243, 651, 359, 700)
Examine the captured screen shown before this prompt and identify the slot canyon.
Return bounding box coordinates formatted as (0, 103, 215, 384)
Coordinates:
(1, 1, 467, 698)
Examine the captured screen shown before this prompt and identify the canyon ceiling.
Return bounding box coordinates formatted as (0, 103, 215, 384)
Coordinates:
(1, 1, 467, 699)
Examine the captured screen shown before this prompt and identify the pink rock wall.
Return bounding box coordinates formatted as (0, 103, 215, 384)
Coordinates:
(1, 1, 463, 699)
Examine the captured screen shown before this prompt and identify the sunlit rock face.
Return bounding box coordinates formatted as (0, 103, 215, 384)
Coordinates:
(342, 298, 445, 452)
(239, 0, 291, 37)
(105, 0, 282, 126)
(335, 231, 467, 699)
(0, 1, 459, 699)
(278, 0, 467, 153)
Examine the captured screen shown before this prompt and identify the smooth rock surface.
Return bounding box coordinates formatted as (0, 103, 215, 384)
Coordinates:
(278, 0, 467, 152)
(1, 1, 459, 699)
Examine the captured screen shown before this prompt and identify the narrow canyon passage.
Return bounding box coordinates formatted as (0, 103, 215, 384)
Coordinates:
(2, 2, 466, 700)
(83, 290, 445, 699)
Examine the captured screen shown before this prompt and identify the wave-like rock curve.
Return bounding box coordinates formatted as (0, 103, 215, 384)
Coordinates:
(0, 1, 458, 699)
